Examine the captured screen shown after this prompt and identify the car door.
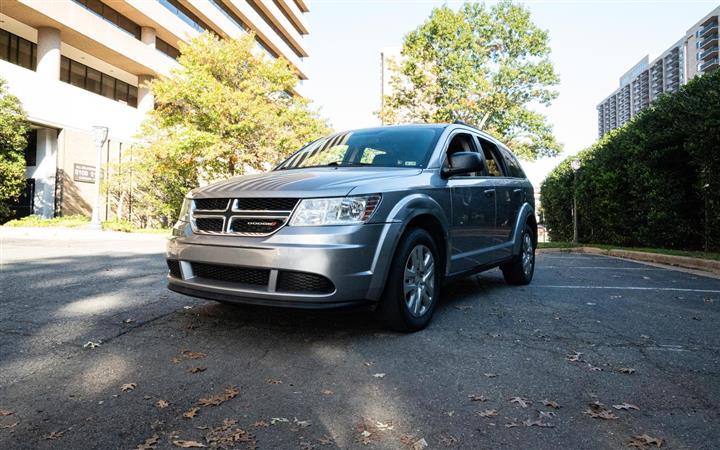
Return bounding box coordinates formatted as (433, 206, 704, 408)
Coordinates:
(477, 136, 522, 261)
(444, 132, 497, 274)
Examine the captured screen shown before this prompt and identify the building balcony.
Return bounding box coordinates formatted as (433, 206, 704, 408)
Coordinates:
(699, 46, 719, 60)
(699, 57, 719, 72)
(698, 33, 719, 49)
(698, 21, 718, 38)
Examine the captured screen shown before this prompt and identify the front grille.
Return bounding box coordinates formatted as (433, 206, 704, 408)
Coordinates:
(167, 260, 182, 279)
(234, 198, 298, 211)
(277, 271, 335, 294)
(194, 198, 230, 211)
(230, 217, 285, 234)
(195, 217, 225, 233)
(192, 262, 270, 286)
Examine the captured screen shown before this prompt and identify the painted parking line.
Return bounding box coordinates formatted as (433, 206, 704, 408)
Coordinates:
(533, 285, 720, 293)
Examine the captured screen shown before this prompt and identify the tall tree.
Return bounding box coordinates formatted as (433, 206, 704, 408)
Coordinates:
(0, 77, 29, 222)
(380, 1, 561, 159)
(132, 32, 330, 223)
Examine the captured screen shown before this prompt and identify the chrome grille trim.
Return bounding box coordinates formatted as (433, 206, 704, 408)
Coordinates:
(190, 198, 299, 237)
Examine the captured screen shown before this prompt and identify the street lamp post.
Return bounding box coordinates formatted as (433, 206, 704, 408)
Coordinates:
(89, 126, 109, 231)
(571, 159, 581, 244)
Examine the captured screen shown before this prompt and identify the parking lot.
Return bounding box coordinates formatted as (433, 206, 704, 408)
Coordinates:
(1, 230, 719, 449)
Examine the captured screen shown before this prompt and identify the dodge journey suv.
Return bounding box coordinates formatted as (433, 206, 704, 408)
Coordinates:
(166, 123, 537, 331)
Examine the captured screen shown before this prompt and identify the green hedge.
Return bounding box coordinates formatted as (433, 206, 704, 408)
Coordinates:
(541, 69, 720, 251)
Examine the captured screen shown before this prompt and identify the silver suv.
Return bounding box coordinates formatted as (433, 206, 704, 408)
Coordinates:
(166, 123, 536, 331)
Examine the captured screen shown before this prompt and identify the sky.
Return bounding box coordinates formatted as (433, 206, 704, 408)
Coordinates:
(300, 0, 719, 187)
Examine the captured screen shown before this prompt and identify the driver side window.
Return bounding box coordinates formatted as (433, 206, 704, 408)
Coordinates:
(446, 133, 482, 177)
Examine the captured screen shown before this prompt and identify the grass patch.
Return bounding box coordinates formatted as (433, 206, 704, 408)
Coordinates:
(539, 242, 720, 261)
(4, 215, 169, 235)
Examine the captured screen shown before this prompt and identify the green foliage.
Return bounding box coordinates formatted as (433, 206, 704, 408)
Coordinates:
(4, 214, 89, 228)
(379, 1, 561, 160)
(129, 32, 330, 223)
(0, 77, 29, 222)
(541, 70, 720, 251)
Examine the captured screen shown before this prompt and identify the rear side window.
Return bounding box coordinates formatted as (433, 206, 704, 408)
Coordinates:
(498, 146, 526, 178)
(477, 137, 505, 177)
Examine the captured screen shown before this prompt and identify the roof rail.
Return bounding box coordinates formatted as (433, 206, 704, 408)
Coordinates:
(453, 119, 481, 130)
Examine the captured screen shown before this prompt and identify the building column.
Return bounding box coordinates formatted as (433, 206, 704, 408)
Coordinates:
(141, 27, 156, 47)
(137, 75, 154, 115)
(36, 27, 61, 80)
(32, 129, 58, 218)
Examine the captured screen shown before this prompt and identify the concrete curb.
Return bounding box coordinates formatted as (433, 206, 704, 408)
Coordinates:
(0, 226, 168, 241)
(539, 246, 720, 276)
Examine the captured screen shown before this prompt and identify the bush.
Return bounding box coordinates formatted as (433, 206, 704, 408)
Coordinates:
(541, 69, 720, 251)
(0, 77, 29, 222)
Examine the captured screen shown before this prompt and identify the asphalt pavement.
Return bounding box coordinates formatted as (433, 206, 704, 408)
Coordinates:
(1, 229, 719, 450)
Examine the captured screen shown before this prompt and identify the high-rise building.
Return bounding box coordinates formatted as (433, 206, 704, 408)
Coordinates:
(1, 0, 310, 219)
(597, 5, 718, 138)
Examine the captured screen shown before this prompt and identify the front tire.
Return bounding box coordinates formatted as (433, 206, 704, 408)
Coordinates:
(376, 228, 440, 332)
(501, 224, 535, 285)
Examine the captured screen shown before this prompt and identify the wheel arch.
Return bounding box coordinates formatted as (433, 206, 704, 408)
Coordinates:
(511, 203, 537, 255)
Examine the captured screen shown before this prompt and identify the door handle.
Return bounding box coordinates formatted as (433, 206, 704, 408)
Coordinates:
(483, 189, 496, 197)
(513, 188, 522, 193)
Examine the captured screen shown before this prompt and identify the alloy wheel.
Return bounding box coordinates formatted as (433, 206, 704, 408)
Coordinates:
(403, 244, 435, 317)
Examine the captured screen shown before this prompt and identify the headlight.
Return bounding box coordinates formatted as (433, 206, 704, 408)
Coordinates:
(289, 195, 381, 226)
(177, 196, 192, 224)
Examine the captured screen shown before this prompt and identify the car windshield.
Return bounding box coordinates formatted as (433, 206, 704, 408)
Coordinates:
(275, 127, 444, 170)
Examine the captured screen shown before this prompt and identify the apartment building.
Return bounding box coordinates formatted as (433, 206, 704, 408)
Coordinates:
(0, 0, 310, 219)
(597, 5, 719, 138)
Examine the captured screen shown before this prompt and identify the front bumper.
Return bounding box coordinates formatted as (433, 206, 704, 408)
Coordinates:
(166, 221, 402, 309)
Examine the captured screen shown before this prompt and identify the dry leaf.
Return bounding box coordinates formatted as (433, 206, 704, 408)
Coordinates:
(618, 367, 636, 374)
(121, 383, 137, 392)
(45, 431, 64, 440)
(543, 399, 561, 409)
(270, 417, 289, 425)
(252, 420, 269, 428)
(83, 341, 101, 349)
(628, 434, 664, 448)
(1, 422, 18, 429)
(509, 397, 531, 408)
(266, 378, 282, 385)
(478, 409, 498, 417)
(373, 373, 386, 378)
(438, 433, 458, 446)
(188, 367, 206, 374)
(134, 435, 160, 450)
(539, 411, 556, 419)
(181, 350, 206, 360)
(483, 373, 497, 378)
(172, 440, 206, 448)
(613, 403, 640, 411)
(183, 407, 199, 419)
(565, 351, 583, 362)
(453, 305, 472, 310)
(204, 419, 255, 449)
(198, 386, 239, 407)
(0, 410, 13, 416)
(468, 394, 488, 402)
(321, 389, 334, 395)
(412, 438, 428, 450)
(505, 421, 521, 428)
(294, 418, 312, 428)
(156, 400, 169, 409)
(584, 408, 618, 420)
(523, 418, 555, 428)
(318, 435, 334, 445)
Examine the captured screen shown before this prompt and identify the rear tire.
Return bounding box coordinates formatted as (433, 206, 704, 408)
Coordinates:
(501, 224, 535, 286)
(376, 228, 440, 332)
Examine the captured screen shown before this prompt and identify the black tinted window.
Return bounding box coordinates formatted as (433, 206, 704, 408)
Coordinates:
(499, 146, 526, 178)
(277, 127, 444, 170)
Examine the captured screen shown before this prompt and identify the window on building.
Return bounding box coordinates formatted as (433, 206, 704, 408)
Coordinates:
(59, 56, 138, 107)
(72, 0, 141, 39)
(159, 0, 212, 34)
(24, 129, 38, 167)
(245, 0, 303, 58)
(156, 37, 180, 59)
(0, 29, 37, 71)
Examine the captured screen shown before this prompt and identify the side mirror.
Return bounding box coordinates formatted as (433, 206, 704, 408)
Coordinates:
(441, 152, 485, 179)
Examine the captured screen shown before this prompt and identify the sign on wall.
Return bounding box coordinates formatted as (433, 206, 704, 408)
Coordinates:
(73, 163, 96, 183)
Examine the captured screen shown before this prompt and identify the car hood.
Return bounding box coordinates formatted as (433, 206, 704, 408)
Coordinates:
(191, 167, 423, 198)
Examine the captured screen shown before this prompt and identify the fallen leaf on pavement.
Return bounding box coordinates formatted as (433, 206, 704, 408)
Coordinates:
(121, 383, 137, 392)
(438, 433, 458, 446)
(509, 397, 531, 408)
(374, 420, 394, 431)
(318, 435, 334, 445)
(156, 400, 169, 409)
(483, 373, 497, 378)
(188, 367, 206, 374)
(172, 440, 206, 448)
(123, 318, 135, 324)
(294, 417, 312, 428)
(204, 419, 255, 449)
(584, 402, 618, 420)
(198, 386, 239, 407)
(181, 350, 206, 360)
(628, 434, 664, 448)
(270, 417, 289, 425)
(0, 410, 13, 416)
(183, 407, 199, 419)
(505, 421, 521, 428)
(543, 399, 561, 409)
(45, 431, 64, 440)
(453, 305, 472, 310)
(1, 422, 18, 429)
(373, 373, 386, 378)
(565, 351, 583, 362)
(412, 438, 428, 450)
(252, 420, 269, 428)
(613, 403, 640, 411)
(83, 341, 101, 349)
(266, 378, 282, 385)
(134, 435, 160, 450)
(321, 389, 334, 395)
(523, 418, 555, 428)
(468, 394, 488, 402)
(478, 409, 498, 417)
(618, 367, 636, 374)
